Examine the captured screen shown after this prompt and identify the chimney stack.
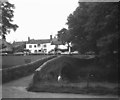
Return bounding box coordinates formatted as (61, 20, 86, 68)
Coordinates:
(50, 35, 52, 40)
(28, 37, 30, 41)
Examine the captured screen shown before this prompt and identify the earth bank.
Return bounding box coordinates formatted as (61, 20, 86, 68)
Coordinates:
(27, 55, 119, 95)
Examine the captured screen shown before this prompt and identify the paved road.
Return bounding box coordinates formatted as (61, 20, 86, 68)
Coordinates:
(1, 74, 119, 98)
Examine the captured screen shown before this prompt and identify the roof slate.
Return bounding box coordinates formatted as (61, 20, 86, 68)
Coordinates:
(27, 39, 51, 44)
(12, 41, 27, 47)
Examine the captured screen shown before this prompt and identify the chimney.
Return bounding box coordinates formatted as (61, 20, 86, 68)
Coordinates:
(50, 35, 52, 40)
(28, 37, 30, 41)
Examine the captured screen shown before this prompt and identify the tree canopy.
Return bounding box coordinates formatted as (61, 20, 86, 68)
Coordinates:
(57, 28, 72, 45)
(57, 2, 119, 65)
(0, 1, 18, 39)
(69, 2, 119, 54)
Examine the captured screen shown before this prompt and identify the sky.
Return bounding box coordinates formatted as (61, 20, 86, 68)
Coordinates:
(6, 0, 79, 42)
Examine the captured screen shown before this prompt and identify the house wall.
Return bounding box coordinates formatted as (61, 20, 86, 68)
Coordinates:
(58, 45, 68, 49)
(46, 43, 55, 53)
(26, 43, 55, 53)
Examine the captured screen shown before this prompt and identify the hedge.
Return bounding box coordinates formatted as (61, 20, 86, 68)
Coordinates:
(2, 55, 56, 83)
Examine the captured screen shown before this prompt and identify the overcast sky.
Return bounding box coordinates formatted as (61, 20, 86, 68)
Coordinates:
(3, 0, 119, 42)
(6, 0, 79, 42)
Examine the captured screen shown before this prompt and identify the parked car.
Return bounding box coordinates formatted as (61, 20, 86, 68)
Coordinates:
(14, 52, 24, 55)
(61, 51, 69, 54)
(56, 50, 62, 54)
(71, 51, 79, 54)
(0, 52, 8, 56)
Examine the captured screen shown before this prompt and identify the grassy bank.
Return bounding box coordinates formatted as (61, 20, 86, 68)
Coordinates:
(27, 55, 119, 95)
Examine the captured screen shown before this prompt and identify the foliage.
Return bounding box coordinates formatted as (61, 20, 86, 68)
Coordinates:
(57, 28, 72, 45)
(56, 2, 119, 67)
(57, 28, 73, 51)
(27, 55, 118, 93)
(13, 43, 26, 52)
(0, 43, 6, 49)
(0, 1, 18, 39)
(66, 2, 119, 57)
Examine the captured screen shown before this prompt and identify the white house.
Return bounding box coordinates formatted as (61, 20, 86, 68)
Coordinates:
(26, 39, 55, 54)
(11, 35, 68, 54)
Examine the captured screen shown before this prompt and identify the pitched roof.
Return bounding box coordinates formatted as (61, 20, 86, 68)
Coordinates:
(27, 39, 51, 44)
(12, 41, 27, 47)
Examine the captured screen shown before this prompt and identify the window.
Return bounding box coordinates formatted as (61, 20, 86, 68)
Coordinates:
(29, 45, 32, 48)
(38, 50, 41, 52)
(34, 50, 37, 53)
(38, 44, 41, 47)
(44, 49, 47, 52)
(34, 45, 36, 48)
(44, 44, 46, 47)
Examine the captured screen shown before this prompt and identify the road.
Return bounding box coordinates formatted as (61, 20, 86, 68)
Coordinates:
(1, 74, 119, 98)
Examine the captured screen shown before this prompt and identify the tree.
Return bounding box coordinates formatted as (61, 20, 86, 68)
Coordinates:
(0, 1, 18, 39)
(13, 43, 26, 52)
(57, 28, 72, 51)
(57, 28, 71, 44)
(84, 2, 119, 55)
(65, 2, 119, 67)
(66, 2, 119, 55)
(66, 3, 94, 54)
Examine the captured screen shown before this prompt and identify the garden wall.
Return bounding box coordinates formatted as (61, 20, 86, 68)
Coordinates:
(2, 55, 56, 83)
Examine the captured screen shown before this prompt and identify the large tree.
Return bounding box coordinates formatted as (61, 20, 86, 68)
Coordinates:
(57, 28, 71, 45)
(0, 1, 18, 39)
(57, 28, 74, 52)
(66, 2, 119, 56)
(56, 2, 119, 67)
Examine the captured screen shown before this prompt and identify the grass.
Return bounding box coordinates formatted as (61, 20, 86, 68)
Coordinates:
(2, 55, 48, 69)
